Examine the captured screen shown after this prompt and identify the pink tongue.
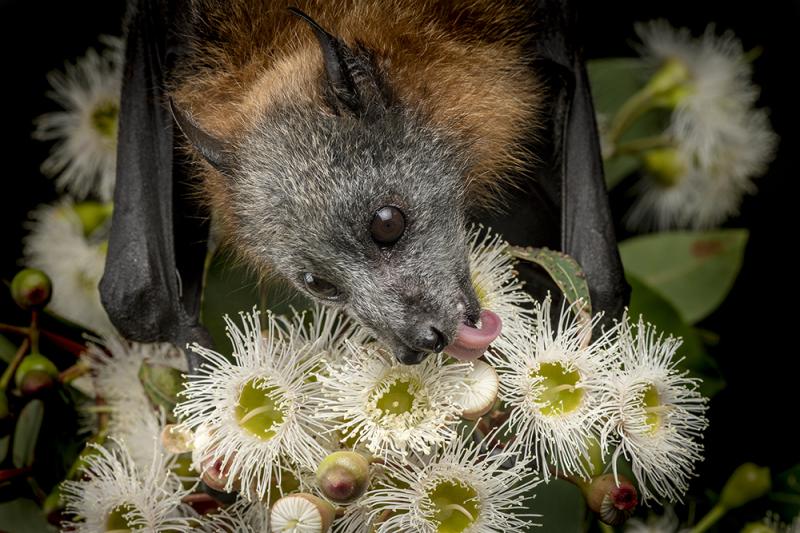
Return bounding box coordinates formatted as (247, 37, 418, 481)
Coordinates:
(444, 309, 503, 361)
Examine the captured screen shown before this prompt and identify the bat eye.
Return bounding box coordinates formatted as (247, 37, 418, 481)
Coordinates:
(303, 273, 340, 300)
(370, 206, 405, 246)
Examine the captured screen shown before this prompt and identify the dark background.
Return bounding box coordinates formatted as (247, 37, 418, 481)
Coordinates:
(0, 0, 797, 526)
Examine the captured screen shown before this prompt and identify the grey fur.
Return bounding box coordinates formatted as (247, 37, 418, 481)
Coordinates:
(224, 101, 482, 363)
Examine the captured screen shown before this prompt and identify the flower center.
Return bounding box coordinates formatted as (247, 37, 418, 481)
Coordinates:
(91, 100, 119, 139)
(640, 383, 663, 432)
(375, 378, 416, 415)
(427, 480, 480, 533)
(235, 378, 286, 440)
(104, 503, 137, 532)
(531, 362, 584, 416)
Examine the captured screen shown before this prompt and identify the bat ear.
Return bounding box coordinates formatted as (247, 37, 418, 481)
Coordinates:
(289, 6, 388, 117)
(169, 99, 235, 174)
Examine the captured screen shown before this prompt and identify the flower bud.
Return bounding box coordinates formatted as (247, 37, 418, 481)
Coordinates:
(19, 370, 56, 396)
(271, 493, 336, 533)
(10, 269, 52, 311)
(584, 473, 638, 526)
(719, 463, 771, 510)
(138, 359, 184, 420)
(316, 451, 370, 503)
(15, 353, 59, 389)
(459, 360, 499, 420)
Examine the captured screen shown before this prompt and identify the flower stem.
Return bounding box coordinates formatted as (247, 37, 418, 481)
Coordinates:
(0, 322, 30, 337)
(29, 311, 40, 354)
(690, 504, 727, 533)
(0, 338, 30, 391)
(59, 361, 90, 384)
(606, 87, 659, 145)
(611, 135, 673, 158)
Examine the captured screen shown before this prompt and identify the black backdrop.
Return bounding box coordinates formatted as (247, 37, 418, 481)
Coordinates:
(0, 0, 797, 518)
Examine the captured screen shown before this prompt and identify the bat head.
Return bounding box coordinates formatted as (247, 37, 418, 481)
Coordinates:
(172, 8, 498, 364)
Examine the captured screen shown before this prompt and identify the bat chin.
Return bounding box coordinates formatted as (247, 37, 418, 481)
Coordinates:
(444, 309, 503, 361)
(393, 347, 429, 365)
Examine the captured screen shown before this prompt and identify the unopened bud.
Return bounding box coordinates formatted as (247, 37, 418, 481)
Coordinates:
(316, 451, 370, 503)
(271, 493, 336, 533)
(459, 360, 499, 420)
(15, 353, 58, 390)
(19, 370, 55, 396)
(720, 463, 771, 510)
(584, 473, 638, 526)
(138, 359, 184, 420)
(11, 269, 52, 311)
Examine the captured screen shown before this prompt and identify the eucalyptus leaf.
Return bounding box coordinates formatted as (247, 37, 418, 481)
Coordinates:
(0, 333, 16, 364)
(0, 435, 9, 463)
(627, 274, 724, 397)
(139, 359, 185, 421)
(532, 478, 585, 532)
(201, 252, 309, 350)
(12, 399, 44, 468)
(620, 230, 748, 324)
(0, 499, 58, 533)
(508, 246, 591, 320)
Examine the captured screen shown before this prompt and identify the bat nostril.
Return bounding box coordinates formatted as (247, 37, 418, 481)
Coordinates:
(418, 326, 447, 353)
(431, 327, 446, 352)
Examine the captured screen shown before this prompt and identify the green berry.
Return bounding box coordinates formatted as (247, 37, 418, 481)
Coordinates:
(316, 451, 370, 504)
(10, 269, 52, 310)
(15, 353, 59, 389)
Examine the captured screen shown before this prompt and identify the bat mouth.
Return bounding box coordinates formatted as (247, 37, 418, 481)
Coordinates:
(444, 309, 502, 361)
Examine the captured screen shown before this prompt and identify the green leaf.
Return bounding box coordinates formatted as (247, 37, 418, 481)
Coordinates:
(587, 58, 671, 187)
(532, 478, 585, 532)
(0, 499, 57, 533)
(588, 58, 650, 117)
(201, 252, 309, 350)
(508, 247, 591, 319)
(620, 230, 749, 324)
(0, 334, 16, 364)
(12, 399, 44, 468)
(0, 435, 8, 463)
(138, 360, 185, 421)
(627, 274, 725, 397)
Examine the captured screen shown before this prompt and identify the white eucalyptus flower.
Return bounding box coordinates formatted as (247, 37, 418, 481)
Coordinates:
(276, 304, 366, 364)
(175, 309, 331, 501)
(488, 295, 616, 481)
(23, 201, 114, 335)
(362, 432, 541, 532)
(467, 226, 535, 333)
(317, 343, 471, 460)
(600, 316, 708, 503)
(83, 335, 187, 469)
(61, 441, 192, 532)
(626, 21, 777, 230)
(33, 36, 124, 201)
